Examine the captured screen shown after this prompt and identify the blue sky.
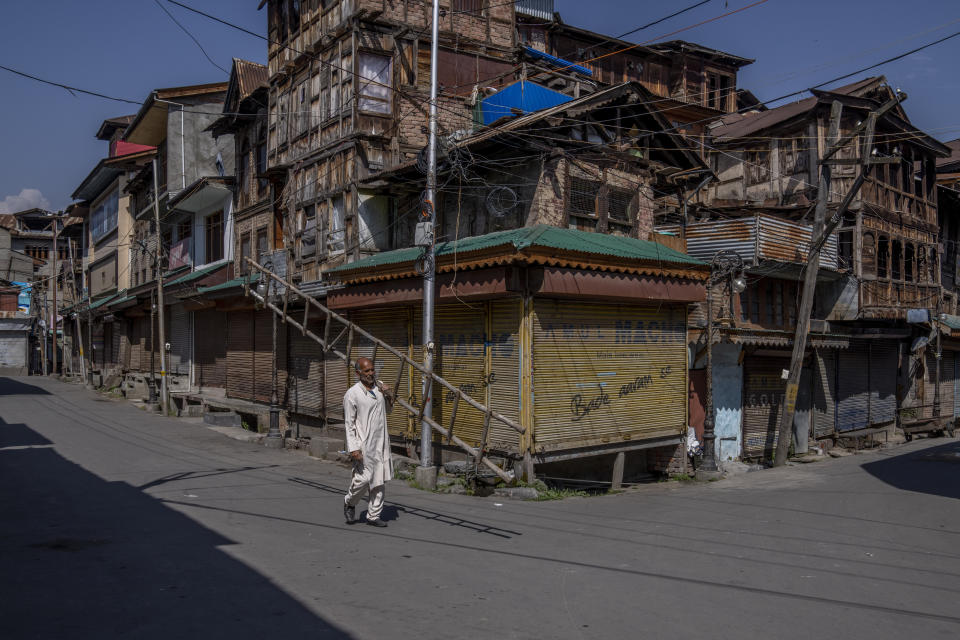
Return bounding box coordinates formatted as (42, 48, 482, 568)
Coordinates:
(1, 0, 959, 213)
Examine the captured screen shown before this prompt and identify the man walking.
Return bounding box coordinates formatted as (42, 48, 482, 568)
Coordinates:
(343, 357, 394, 527)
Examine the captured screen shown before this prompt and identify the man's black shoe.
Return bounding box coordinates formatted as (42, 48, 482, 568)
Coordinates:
(366, 518, 387, 528)
(344, 503, 356, 524)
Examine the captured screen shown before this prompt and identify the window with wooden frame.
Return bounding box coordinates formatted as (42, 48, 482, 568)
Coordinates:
(239, 232, 251, 275)
(300, 205, 316, 258)
(358, 52, 392, 115)
(205, 211, 224, 263)
(256, 226, 269, 260)
(397, 39, 417, 86)
(607, 187, 634, 232)
(453, 0, 484, 15)
(905, 243, 915, 282)
(567, 177, 601, 231)
(744, 148, 769, 185)
(877, 235, 889, 279)
(256, 140, 268, 196)
(862, 231, 876, 278)
(238, 140, 250, 197)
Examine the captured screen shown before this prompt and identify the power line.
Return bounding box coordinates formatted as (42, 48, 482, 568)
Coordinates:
(153, 0, 230, 75)
(0, 63, 141, 104)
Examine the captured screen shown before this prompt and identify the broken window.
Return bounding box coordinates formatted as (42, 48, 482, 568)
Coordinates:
(358, 52, 391, 115)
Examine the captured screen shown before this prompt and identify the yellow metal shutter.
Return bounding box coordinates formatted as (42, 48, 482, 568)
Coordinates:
(351, 308, 413, 438)
(532, 300, 688, 451)
(488, 299, 522, 452)
(434, 303, 488, 448)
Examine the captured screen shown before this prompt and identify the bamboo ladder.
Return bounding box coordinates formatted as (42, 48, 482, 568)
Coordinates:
(243, 257, 524, 483)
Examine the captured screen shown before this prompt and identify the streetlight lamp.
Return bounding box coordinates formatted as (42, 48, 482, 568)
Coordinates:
(259, 275, 284, 449)
(700, 249, 746, 477)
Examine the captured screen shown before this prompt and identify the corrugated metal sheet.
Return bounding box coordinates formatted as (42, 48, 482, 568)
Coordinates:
(742, 356, 788, 460)
(330, 224, 704, 275)
(812, 349, 835, 438)
(195, 310, 226, 389)
(660, 215, 840, 268)
(955, 355, 960, 418)
(481, 81, 572, 126)
(836, 341, 870, 432)
(870, 340, 898, 425)
(532, 300, 687, 451)
(522, 47, 593, 77)
(757, 215, 839, 270)
(940, 350, 955, 419)
(515, 0, 554, 20)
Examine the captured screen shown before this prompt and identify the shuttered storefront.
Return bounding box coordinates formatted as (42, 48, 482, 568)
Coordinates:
(955, 355, 960, 418)
(812, 349, 836, 438)
(920, 349, 955, 419)
(103, 323, 114, 370)
(870, 341, 898, 426)
(285, 314, 325, 417)
(836, 341, 870, 432)
(487, 299, 523, 452)
(742, 356, 789, 460)
(111, 322, 121, 369)
(532, 300, 687, 451)
(227, 311, 255, 400)
(350, 308, 413, 439)
(253, 309, 286, 404)
(92, 324, 105, 370)
(195, 309, 227, 389)
(128, 318, 142, 372)
(168, 305, 192, 377)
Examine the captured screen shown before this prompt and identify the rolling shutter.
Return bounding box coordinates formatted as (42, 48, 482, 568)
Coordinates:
(195, 310, 227, 388)
(939, 350, 955, 418)
(227, 311, 255, 401)
(168, 305, 192, 377)
(742, 356, 789, 460)
(488, 299, 523, 452)
(836, 341, 870, 432)
(532, 300, 687, 451)
(351, 308, 413, 439)
(285, 314, 325, 417)
(812, 349, 835, 438)
(870, 341, 898, 425)
(254, 309, 286, 404)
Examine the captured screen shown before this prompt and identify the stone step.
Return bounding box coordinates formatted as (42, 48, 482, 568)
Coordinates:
(203, 410, 242, 427)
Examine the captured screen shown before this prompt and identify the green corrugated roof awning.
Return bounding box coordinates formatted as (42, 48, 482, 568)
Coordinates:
(196, 272, 258, 295)
(328, 224, 704, 274)
(166, 262, 226, 286)
(89, 292, 122, 311)
(941, 313, 960, 331)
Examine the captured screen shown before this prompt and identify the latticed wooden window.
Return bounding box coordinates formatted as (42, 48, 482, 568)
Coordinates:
(453, 0, 484, 16)
(608, 188, 633, 227)
(567, 177, 600, 230)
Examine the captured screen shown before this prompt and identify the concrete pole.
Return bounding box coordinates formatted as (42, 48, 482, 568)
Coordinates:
(416, 0, 440, 490)
(152, 158, 169, 415)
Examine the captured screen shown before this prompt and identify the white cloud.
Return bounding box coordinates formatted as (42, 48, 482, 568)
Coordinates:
(0, 188, 51, 214)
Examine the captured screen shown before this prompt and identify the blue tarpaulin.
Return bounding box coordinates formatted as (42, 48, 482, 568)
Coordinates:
(480, 80, 572, 126)
(13, 281, 31, 314)
(523, 46, 593, 77)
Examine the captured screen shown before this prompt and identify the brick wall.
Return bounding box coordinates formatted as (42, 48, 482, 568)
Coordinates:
(647, 442, 688, 475)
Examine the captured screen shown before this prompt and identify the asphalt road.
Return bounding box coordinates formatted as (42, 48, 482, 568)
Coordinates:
(2, 375, 959, 639)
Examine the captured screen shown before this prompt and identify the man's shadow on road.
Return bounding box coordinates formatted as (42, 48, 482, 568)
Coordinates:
(288, 476, 522, 539)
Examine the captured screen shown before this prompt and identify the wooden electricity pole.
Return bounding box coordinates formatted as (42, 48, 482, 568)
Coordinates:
(50, 214, 60, 376)
(773, 93, 905, 466)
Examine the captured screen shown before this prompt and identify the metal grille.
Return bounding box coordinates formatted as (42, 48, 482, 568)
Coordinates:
(532, 300, 687, 451)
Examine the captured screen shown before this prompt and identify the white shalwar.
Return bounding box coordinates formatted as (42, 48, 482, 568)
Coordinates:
(343, 381, 393, 521)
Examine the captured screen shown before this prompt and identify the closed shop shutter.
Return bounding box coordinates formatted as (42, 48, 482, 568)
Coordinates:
(128, 318, 142, 372)
(836, 341, 870, 432)
(103, 323, 113, 368)
(254, 309, 286, 404)
(940, 350, 955, 418)
(351, 308, 413, 438)
(742, 356, 789, 460)
(0, 333, 27, 368)
(195, 310, 227, 388)
(325, 351, 349, 423)
(870, 341, 898, 425)
(92, 324, 105, 370)
(285, 314, 325, 417)
(434, 304, 488, 447)
(488, 299, 522, 452)
(111, 322, 121, 368)
(955, 355, 960, 418)
(168, 305, 192, 377)
(227, 311, 255, 401)
(532, 300, 687, 451)
(812, 349, 835, 438)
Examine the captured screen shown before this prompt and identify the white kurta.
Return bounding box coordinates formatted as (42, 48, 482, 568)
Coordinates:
(344, 381, 393, 488)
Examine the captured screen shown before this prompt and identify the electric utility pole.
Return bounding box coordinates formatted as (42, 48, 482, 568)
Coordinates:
(773, 92, 904, 466)
(68, 239, 87, 382)
(50, 213, 61, 376)
(152, 158, 169, 415)
(416, 0, 441, 489)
